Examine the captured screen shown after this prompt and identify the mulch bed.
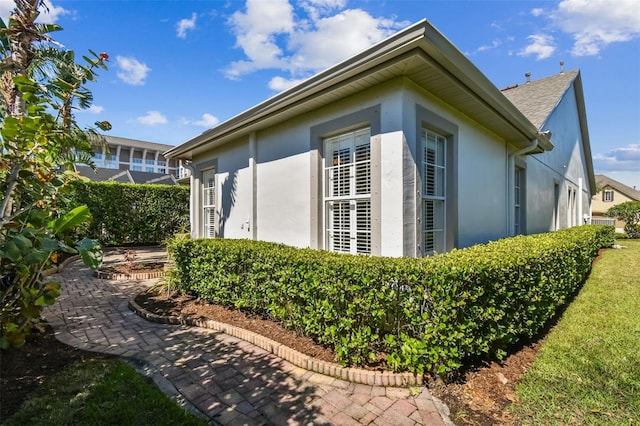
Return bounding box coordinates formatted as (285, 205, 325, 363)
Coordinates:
(134, 288, 337, 363)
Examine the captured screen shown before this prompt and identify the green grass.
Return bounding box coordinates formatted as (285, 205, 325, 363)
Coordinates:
(2, 358, 207, 426)
(510, 240, 640, 425)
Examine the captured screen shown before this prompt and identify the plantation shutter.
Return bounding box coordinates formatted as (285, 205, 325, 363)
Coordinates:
(202, 168, 216, 238)
(324, 128, 371, 254)
(422, 129, 446, 255)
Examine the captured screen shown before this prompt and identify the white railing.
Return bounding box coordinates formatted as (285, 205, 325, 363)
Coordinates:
(177, 166, 192, 179)
(590, 217, 615, 226)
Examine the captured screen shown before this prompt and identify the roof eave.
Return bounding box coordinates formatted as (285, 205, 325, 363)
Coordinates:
(166, 19, 551, 159)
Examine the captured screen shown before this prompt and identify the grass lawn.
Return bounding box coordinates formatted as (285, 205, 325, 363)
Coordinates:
(510, 240, 640, 425)
(3, 358, 206, 426)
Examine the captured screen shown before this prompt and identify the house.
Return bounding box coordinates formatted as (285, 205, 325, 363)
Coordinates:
(165, 19, 595, 257)
(591, 174, 640, 231)
(76, 135, 189, 185)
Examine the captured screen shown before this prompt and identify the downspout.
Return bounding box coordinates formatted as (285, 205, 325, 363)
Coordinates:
(507, 137, 540, 235)
(181, 161, 197, 238)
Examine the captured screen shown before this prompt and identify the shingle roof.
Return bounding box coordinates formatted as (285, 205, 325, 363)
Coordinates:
(501, 70, 578, 129)
(596, 174, 640, 201)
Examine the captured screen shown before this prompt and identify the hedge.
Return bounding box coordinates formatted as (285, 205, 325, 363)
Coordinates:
(64, 181, 189, 246)
(168, 225, 614, 375)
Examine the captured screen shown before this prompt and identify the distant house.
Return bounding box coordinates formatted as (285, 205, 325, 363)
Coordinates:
(166, 19, 595, 257)
(75, 135, 188, 185)
(591, 174, 640, 231)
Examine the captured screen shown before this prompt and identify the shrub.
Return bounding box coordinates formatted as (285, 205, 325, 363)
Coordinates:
(63, 181, 189, 245)
(168, 225, 613, 375)
(606, 200, 640, 238)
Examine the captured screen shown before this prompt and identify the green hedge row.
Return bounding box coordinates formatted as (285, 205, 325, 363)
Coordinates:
(169, 225, 614, 375)
(64, 181, 189, 246)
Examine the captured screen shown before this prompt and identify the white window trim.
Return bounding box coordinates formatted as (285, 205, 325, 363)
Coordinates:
(421, 128, 447, 256)
(323, 128, 371, 255)
(202, 168, 216, 238)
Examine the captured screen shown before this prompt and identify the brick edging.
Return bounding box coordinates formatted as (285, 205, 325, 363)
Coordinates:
(42, 255, 81, 277)
(128, 298, 423, 387)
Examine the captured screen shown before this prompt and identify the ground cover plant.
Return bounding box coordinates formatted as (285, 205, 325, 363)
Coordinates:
(509, 239, 640, 425)
(169, 225, 614, 376)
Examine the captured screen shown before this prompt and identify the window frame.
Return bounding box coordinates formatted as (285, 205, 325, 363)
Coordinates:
(420, 128, 447, 256)
(202, 168, 216, 238)
(323, 128, 372, 255)
(603, 190, 614, 202)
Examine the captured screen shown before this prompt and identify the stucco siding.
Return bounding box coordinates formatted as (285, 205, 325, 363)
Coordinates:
(254, 121, 312, 248)
(525, 83, 591, 233)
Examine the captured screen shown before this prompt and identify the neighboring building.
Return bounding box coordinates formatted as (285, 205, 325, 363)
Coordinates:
(166, 19, 595, 257)
(591, 174, 640, 231)
(76, 135, 187, 185)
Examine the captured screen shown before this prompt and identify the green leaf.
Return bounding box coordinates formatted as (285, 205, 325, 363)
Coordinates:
(51, 205, 91, 235)
(77, 237, 102, 270)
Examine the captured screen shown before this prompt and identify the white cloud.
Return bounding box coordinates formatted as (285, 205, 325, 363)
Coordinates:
(136, 111, 167, 125)
(474, 39, 503, 54)
(80, 105, 104, 114)
(268, 76, 307, 91)
(116, 56, 151, 86)
(176, 12, 197, 38)
(519, 34, 556, 60)
(226, 0, 295, 79)
(225, 0, 407, 86)
(1, 0, 70, 23)
(190, 113, 220, 127)
(531, 8, 545, 17)
(593, 144, 640, 172)
(552, 0, 640, 56)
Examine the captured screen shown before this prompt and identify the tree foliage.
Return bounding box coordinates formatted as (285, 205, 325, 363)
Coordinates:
(606, 200, 640, 238)
(1, 0, 109, 348)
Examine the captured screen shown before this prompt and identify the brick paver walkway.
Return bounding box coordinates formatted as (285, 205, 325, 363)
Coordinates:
(43, 247, 452, 425)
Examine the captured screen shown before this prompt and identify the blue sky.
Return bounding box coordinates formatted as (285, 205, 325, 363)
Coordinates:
(2, 0, 639, 188)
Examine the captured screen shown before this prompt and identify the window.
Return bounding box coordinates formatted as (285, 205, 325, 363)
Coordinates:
(324, 128, 371, 254)
(104, 154, 118, 169)
(145, 167, 154, 172)
(603, 190, 614, 202)
(202, 168, 216, 238)
(131, 165, 142, 171)
(421, 129, 446, 255)
(132, 158, 142, 164)
(514, 167, 524, 234)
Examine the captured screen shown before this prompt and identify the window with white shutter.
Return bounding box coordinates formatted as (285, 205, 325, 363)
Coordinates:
(421, 129, 446, 255)
(514, 166, 524, 234)
(202, 168, 216, 238)
(324, 128, 371, 254)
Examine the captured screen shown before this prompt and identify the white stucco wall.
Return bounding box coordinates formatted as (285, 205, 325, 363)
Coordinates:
(525, 83, 591, 233)
(188, 77, 590, 257)
(254, 120, 312, 248)
(402, 82, 511, 250)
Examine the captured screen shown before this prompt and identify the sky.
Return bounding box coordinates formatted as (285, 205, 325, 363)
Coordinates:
(1, 0, 639, 189)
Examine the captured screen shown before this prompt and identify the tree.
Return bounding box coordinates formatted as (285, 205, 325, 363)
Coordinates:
(606, 201, 640, 238)
(1, 0, 109, 348)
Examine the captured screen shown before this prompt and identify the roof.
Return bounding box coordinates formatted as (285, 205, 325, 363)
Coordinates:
(596, 174, 640, 200)
(166, 19, 553, 160)
(502, 70, 596, 195)
(102, 135, 175, 152)
(501, 71, 578, 129)
(75, 167, 177, 185)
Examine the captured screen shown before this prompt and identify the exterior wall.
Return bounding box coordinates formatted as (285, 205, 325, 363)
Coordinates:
(188, 78, 592, 256)
(524, 83, 592, 233)
(592, 187, 634, 215)
(592, 187, 635, 231)
(402, 80, 510, 250)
